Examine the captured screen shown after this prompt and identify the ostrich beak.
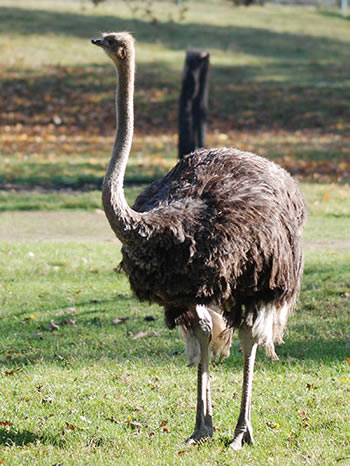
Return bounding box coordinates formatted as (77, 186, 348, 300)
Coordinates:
(91, 38, 105, 47)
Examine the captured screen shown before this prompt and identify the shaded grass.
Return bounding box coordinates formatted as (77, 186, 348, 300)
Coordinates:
(1, 181, 349, 218)
(0, 185, 143, 211)
(0, 0, 349, 191)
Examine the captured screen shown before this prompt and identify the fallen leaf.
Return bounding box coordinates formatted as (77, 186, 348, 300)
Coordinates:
(0, 421, 12, 426)
(112, 317, 129, 325)
(5, 368, 21, 376)
(297, 411, 311, 429)
(115, 375, 128, 383)
(61, 319, 76, 325)
(65, 422, 87, 431)
(107, 416, 118, 423)
(24, 314, 36, 321)
(65, 422, 76, 430)
(126, 420, 145, 428)
(178, 450, 186, 456)
(49, 320, 60, 331)
(266, 421, 280, 430)
(132, 330, 149, 340)
(42, 397, 53, 404)
(65, 307, 77, 314)
(306, 383, 318, 390)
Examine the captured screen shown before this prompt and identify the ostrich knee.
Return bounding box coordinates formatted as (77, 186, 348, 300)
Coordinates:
(179, 305, 212, 366)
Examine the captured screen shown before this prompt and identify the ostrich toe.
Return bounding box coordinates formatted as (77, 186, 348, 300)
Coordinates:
(229, 422, 254, 450)
(185, 424, 214, 445)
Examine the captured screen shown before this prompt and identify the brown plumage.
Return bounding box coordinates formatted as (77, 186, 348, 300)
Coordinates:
(123, 147, 305, 328)
(91, 32, 306, 450)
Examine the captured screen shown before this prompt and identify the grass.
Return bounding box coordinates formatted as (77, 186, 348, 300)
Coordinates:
(0, 0, 349, 189)
(0, 239, 349, 464)
(1, 0, 350, 464)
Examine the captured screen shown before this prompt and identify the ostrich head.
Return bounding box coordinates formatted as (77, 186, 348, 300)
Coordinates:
(91, 32, 135, 67)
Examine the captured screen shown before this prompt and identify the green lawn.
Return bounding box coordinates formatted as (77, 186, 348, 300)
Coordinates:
(1, 0, 350, 464)
(0, 0, 349, 188)
(0, 220, 349, 465)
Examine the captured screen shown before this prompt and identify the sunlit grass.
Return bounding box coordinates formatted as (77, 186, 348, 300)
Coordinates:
(0, 241, 349, 464)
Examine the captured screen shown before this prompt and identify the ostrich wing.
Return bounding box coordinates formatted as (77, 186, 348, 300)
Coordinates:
(122, 148, 305, 323)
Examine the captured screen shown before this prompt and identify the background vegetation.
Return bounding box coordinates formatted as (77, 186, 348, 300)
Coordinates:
(0, 0, 349, 464)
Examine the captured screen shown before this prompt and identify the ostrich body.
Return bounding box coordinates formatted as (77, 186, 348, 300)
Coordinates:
(91, 32, 306, 449)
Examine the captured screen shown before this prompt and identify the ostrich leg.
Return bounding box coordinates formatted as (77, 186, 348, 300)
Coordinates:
(186, 305, 213, 444)
(230, 326, 258, 450)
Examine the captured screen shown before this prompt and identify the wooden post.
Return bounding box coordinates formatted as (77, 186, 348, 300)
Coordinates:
(178, 51, 210, 159)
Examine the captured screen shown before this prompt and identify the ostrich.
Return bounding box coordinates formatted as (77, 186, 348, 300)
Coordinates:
(91, 32, 306, 449)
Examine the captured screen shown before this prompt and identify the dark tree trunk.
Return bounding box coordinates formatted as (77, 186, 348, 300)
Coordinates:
(178, 51, 210, 160)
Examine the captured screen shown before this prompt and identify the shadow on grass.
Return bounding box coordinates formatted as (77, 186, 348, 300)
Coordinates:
(319, 9, 350, 21)
(1, 6, 350, 135)
(1, 6, 350, 61)
(0, 428, 41, 447)
(2, 66, 349, 190)
(277, 334, 349, 363)
(2, 60, 349, 137)
(0, 428, 65, 448)
(1, 6, 349, 190)
(1, 292, 348, 370)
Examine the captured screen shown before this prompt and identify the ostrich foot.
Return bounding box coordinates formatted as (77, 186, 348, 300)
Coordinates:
(185, 425, 213, 445)
(229, 421, 254, 451)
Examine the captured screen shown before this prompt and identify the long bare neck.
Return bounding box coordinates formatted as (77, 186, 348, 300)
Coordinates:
(102, 52, 142, 243)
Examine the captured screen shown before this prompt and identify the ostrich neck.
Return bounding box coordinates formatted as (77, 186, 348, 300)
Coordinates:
(102, 57, 143, 244)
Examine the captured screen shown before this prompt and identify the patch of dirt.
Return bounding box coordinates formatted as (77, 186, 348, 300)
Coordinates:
(303, 239, 350, 252)
(0, 211, 349, 252)
(0, 211, 117, 243)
